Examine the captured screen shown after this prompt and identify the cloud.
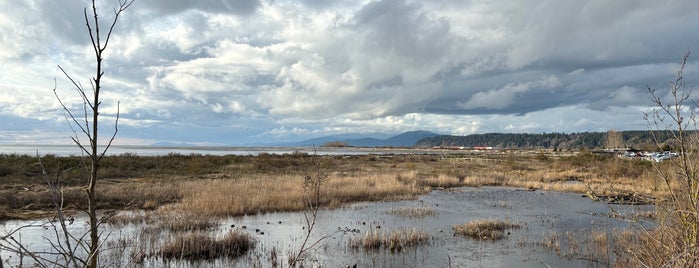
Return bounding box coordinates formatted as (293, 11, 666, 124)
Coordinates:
(139, 0, 262, 16)
(254, 0, 454, 120)
(267, 126, 314, 137)
(455, 75, 560, 112)
(1, 0, 698, 145)
(351, 0, 453, 82)
(501, 0, 699, 69)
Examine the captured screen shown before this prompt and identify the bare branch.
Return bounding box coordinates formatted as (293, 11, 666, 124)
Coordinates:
(102, 0, 135, 51)
(98, 102, 120, 162)
(288, 146, 337, 267)
(53, 75, 91, 138)
(4, 235, 50, 268)
(57, 66, 93, 109)
(635, 51, 699, 266)
(84, 6, 99, 59)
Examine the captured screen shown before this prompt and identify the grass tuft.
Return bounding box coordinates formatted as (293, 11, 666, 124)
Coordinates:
(453, 219, 520, 241)
(158, 231, 254, 260)
(388, 206, 437, 218)
(349, 228, 429, 252)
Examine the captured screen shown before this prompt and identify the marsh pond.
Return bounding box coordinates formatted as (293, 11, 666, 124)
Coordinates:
(2, 186, 651, 267)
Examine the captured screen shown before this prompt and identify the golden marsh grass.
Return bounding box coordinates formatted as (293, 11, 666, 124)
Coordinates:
(158, 230, 254, 260)
(453, 219, 521, 240)
(0, 149, 679, 266)
(179, 172, 426, 217)
(0, 150, 667, 220)
(348, 228, 430, 252)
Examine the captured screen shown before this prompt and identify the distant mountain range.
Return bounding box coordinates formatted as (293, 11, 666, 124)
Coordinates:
(150, 130, 677, 149)
(415, 130, 681, 150)
(284, 130, 440, 147)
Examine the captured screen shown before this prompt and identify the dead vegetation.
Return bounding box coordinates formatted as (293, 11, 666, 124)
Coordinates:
(620, 52, 699, 267)
(542, 230, 611, 262)
(389, 206, 437, 218)
(453, 219, 520, 241)
(158, 231, 254, 260)
(0, 150, 664, 220)
(0, 149, 682, 266)
(348, 228, 430, 252)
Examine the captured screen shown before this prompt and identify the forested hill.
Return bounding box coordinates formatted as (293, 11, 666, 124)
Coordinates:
(415, 130, 679, 150)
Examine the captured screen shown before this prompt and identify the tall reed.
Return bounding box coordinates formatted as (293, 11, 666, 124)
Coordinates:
(179, 172, 427, 217)
(348, 228, 429, 252)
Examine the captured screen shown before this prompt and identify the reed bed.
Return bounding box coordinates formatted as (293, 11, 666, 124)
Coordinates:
(179, 172, 427, 217)
(348, 228, 430, 252)
(158, 231, 254, 260)
(536, 229, 615, 264)
(100, 180, 182, 210)
(108, 210, 218, 234)
(1, 151, 665, 220)
(453, 219, 520, 241)
(154, 213, 218, 232)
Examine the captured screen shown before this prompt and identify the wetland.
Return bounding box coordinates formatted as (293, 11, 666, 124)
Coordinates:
(0, 149, 661, 267)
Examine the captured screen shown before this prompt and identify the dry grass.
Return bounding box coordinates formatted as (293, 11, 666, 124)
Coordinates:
(615, 219, 699, 267)
(107, 209, 217, 233)
(154, 213, 218, 232)
(0, 151, 665, 220)
(419, 173, 462, 188)
(453, 219, 520, 241)
(158, 230, 254, 260)
(0, 150, 680, 265)
(589, 231, 609, 260)
(388, 206, 437, 218)
(348, 228, 430, 252)
(458, 173, 509, 187)
(547, 230, 611, 263)
(100, 180, 182, 209)
(179, 172, 427, 217)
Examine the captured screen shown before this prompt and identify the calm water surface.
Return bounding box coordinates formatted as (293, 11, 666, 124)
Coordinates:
(0, 144, 443, 157)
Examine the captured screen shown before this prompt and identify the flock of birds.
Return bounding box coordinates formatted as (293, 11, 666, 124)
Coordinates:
(228, 219, 388, 237)
(229, 220, 284, 236)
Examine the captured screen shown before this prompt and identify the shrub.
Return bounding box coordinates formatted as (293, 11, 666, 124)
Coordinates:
(0, 165, 12, 177)
(622, 52, 699, 267)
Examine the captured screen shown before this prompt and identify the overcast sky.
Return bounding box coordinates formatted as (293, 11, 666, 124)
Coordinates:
(1, 0, 698, 145)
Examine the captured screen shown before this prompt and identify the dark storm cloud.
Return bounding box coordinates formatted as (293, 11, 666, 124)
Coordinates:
(139, 0, 262, 16)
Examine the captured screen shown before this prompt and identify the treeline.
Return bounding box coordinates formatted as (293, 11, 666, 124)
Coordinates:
(415, 130, 683, 150)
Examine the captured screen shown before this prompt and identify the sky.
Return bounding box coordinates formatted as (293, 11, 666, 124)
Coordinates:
(1, 0, 699, 145)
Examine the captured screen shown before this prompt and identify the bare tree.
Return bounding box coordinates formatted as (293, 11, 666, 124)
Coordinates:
(635, 51, 699, 267)
(2, 1, 133, 267)
(52, 1, 134, 267)
(287, 149, 339, 267)
(605, 129, 624, 149)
